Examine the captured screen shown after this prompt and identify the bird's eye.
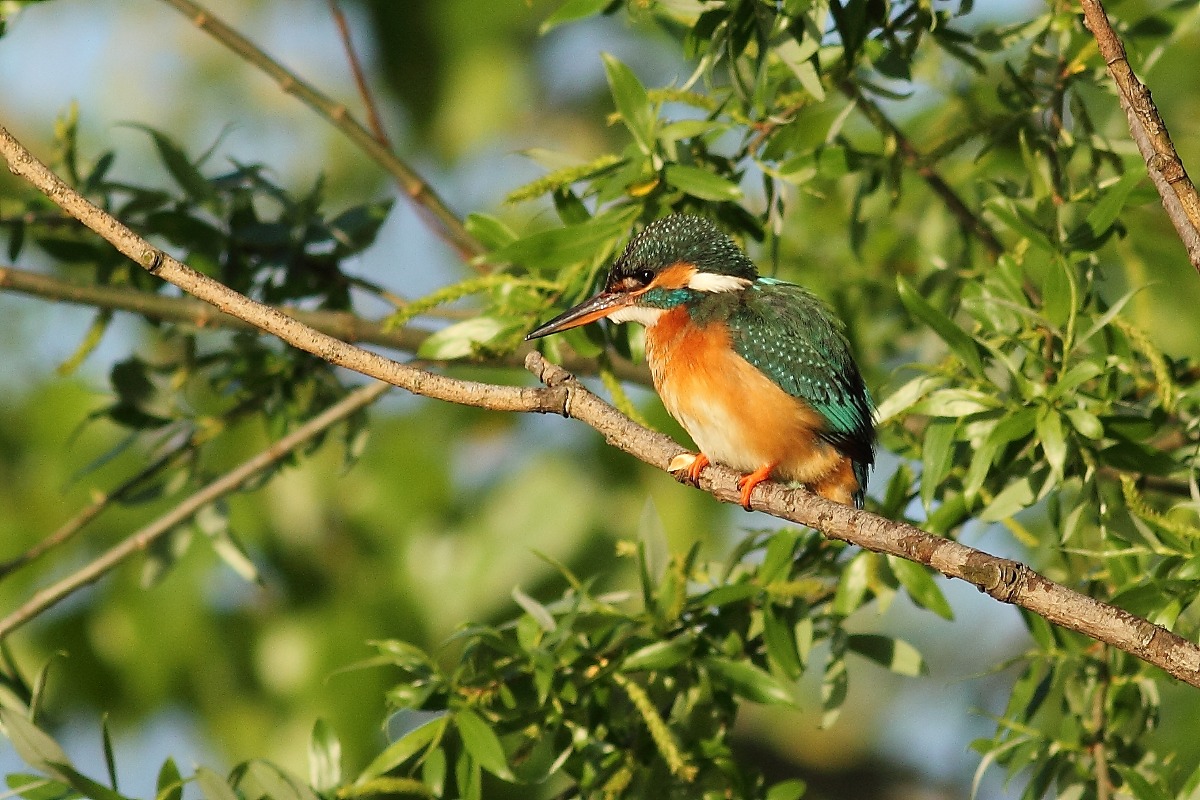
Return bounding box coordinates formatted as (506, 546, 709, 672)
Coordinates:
(635, 269, 654, 285)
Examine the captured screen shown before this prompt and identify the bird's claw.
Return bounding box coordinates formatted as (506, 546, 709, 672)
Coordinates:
(668, 452, 709, 485)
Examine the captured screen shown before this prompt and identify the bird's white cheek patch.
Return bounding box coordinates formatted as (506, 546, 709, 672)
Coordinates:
(686, 273, 752, 293)
(607, 306, 665, 327)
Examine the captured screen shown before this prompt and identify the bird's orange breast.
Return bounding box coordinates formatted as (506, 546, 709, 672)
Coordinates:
(645, 307, 847, 488)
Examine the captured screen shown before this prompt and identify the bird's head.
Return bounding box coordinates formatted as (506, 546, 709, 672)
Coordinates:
(526, 214, 757, 340)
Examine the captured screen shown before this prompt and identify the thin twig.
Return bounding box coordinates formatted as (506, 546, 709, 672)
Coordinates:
(0, 264, 650, 385)
(1081, 0, 1200, 273)
(325, 0, 391, 148)
(0, 439, 190, 580)
(0, 380, 390, 639)
(1090, 650, 1112, 800)
(152, 0, 484, 263)
(4, 124, 1200, 688)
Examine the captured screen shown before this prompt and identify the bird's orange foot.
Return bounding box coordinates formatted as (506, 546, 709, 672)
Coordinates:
(736, 463, 777, 510)
(668, 452, 710, 485)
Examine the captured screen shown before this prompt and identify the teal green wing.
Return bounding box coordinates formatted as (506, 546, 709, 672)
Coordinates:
(728, 278, 876, 472)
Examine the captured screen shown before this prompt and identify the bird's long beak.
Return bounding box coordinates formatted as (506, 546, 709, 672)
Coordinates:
(525, 290, 630, 340)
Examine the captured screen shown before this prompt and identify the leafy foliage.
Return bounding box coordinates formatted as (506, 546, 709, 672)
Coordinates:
(2, 0, 1200, 798)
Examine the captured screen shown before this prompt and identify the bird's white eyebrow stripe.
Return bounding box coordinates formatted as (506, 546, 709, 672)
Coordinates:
(686, 272, 752, 293)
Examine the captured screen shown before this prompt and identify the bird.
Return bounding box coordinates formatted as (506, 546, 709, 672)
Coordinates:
(526, 214, 876, 510)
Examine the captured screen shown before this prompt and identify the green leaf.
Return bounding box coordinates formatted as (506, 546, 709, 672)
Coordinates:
(464, 214, 518, 251)
(455, 751, 481, 800)
(1, 709, 71, 775)
(101, 716, 118, 790)
(1037, 409, 1067, 478)
(985, 198, 1054, 252)
(1047, 362, 1103, 400)
(663, 164, 743, 201)
(622, 637, 695, 672)
(776, 38, 825, 100)
(194, 768, 239, 800)
(832, 551, 871, 616)
(602, 53, 655, 153)
(487, 207, 636, 272)
(308, 720, 342, 793)
(454, 710, 514, 782)
(702, 657, 795, 706)
(759, 530, 800, 584)
(358, 717, 446, 782)
(762, 605, 804, 680)
(155, 759, 183, 800)
(887, 557, 953, 620)
(329, 200, 395, 255)
(511, 587, 556, 633)
(5, 774, 73, 800)
(243, 762, 319, 800)
(847, 634, 927, 676)
(417, 318, 511, 361)
(694, 582, 758, 607)
(199, 506, 261, 585)
(1065, 407, 1103, 440)
(539, 0, 612, 34)
(766, 779, 807, 800)
(875, 374, 944, 422)
(57, 310, 112, 377)
(920, 419, 957, 509)
(820, 643, 848, 728)
(127, 125, 215, 202)
(46, 763, 130, 800)
(979, 477, 1035, 522)
(896, 277, 986, 378)
(1086, 171, 1144, 236)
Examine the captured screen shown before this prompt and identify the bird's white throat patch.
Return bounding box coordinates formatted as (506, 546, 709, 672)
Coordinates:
(607, 305, 665, 327)
(686, 272, 752, 293)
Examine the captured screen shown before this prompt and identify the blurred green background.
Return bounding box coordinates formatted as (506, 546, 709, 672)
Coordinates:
(2, 1, 1200, 798)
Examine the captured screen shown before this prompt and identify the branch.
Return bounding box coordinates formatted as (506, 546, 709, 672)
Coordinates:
(0, 380, 390, 639)
(152, 0, 484, 262)
(0, 265, 650, 385)
(4, 124, 1199, 688)
(325, 0, 391, 149)
(1081, 0, 1200, 273)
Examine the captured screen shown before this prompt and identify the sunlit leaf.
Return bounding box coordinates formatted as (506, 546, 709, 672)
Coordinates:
(896, 277, 986, 378)
(602, 53, 655, 153)
(539, 0, 613, 34)
(887, 557, 953, 620)
(702, 657, 795, 706)
(663, 164, 743, 201)
(358, 717, 446, 782)
(847, 634, 927, 676)
(454, 710, 514, 782)
(308, 720, 342, 793)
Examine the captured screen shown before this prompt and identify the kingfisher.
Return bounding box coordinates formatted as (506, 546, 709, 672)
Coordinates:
(526, 214, 876, 509)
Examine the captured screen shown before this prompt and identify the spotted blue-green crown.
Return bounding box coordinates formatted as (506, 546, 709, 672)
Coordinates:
(609, 214, 758, 284)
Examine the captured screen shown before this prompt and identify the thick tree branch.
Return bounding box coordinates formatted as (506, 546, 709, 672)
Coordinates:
(4, 124, 1199, 688)
(1081, 0, 1200, 273)
(152, 0, 484, 262)
(0, 380, 391, 640)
